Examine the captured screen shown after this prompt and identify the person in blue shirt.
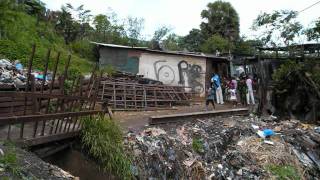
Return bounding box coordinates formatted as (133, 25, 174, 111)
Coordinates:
(211, 73, 224, 104)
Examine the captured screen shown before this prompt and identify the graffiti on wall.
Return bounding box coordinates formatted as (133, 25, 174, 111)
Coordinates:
(153, 60, 176, 84)
(153, 60, 204, 93)
(178, 60, 204, 93)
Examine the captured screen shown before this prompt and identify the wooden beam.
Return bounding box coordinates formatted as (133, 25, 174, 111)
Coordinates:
(0, 110, 102, 125)
(18, 131, 79, 146)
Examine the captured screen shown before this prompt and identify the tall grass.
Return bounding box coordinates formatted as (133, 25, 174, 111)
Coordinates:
(80, 116, 132, 179)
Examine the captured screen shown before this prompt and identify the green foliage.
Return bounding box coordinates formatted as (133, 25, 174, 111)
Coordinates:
(182, 28, 204, 52)
(267, 165, 299, 180)
(81, 116, 132, 179)
(200, 1, 240, 42)
(253, 10, 302, 46)
(192, 137, 204, 154)
(272, 61, 303, 82)
(149, 26, 172, 50)
(70, 40, 95, 60)
(0, 10, 92, 73)
(126, 16, 145, 46)
(100, 66, 115, 76)
(201, 34, 233, 54)
(304, 17, 320, 42)
(0, 144, 23, 178)
(162, 33, 184, 51)
(234, 38, 262, 55)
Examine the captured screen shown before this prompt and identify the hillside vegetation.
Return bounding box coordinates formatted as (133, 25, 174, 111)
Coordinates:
(0, 2, 93, 74)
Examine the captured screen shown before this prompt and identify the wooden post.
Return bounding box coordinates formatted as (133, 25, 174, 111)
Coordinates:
(133, 84, 137, 110)
(31, 76, 40, 138)
(113, 82, 116, 109)
(143, 85, 147, 110)
(124, 84, 127, 109)
(21, 44, 36, 139)
(7, 96, 14, 140)
(41, 49, 51, 93)
(48, 52, 60, 135)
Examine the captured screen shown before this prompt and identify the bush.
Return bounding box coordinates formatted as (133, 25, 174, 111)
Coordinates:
(70, 40, 95, 61)
(81, 116, 132, 179)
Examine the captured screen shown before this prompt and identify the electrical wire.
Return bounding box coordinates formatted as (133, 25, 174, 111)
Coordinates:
(298, 0, 320, 13)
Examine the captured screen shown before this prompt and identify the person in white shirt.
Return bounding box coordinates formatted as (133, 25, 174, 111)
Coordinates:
(246, 75, 255, 105)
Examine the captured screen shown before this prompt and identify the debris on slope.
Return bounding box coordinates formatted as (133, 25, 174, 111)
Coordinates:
(125, 116, 320, 179)
(0, 59, 51, 89)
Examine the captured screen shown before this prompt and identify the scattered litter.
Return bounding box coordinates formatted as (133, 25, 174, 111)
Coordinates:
(263, 129, 274, 137)
(125, 116, 320, 179)
(257, 130, 266, 138)
(264, 140, 274, 145)
(315, 127, 320, 134)
(251, 124, 259, 130)
(0, 58, 52, 89)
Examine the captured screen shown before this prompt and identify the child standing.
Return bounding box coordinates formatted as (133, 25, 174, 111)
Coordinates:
(205, 87, 216, 111)
(229, 77, 238, 107)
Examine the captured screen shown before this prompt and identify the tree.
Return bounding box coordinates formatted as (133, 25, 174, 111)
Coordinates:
(200, 1, 240, 42)
(234, 37, 263, 55)
(252, 10, 303, 46)
(126, 16, 144, 46)
(305, 18, 320, 42)
(0, 0, 18, 39)
(93, 14, 111, 41)
(201, 34, 233, 54)
(55, 6, 79, 45)
(65, 3, 92, 40)
(182, 28, 204, 52)
(162, 33, 184, 51)
(150, 26, 171, 50)
(24, 0, 46, 21)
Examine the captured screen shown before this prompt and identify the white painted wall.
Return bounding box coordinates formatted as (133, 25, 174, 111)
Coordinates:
(138, 53, 207, 97)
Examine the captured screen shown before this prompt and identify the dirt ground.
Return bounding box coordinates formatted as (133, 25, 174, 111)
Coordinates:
(114, 102, 245, 131)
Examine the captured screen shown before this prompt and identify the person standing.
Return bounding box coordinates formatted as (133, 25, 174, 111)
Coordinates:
(246, 75, 255, 105)
(205, 87, 215, 111)
(238, 73, 247, 106)
(229, 76, 238, 107)
(211, 73, 224, 104)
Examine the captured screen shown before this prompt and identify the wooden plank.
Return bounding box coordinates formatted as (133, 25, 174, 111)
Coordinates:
(0, 110, 101, 125)
(18, 131, 79, 146)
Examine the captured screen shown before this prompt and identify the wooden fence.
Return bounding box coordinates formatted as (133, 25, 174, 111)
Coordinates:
(0, 45, 103, 146)
(99, 80, 193, 111)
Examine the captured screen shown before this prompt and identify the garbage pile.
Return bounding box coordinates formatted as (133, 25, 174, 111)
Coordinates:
(0, 59, 51, 89)
(125, 116, 320, 179)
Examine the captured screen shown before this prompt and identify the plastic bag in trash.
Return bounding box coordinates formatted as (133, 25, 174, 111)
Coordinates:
(0, 59, 12, 69)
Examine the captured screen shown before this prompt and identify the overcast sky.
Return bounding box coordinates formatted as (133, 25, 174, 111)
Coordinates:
(42, 0, 320, 40)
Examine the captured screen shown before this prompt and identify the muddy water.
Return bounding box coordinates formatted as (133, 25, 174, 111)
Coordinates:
(45, 148, 114, 180)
